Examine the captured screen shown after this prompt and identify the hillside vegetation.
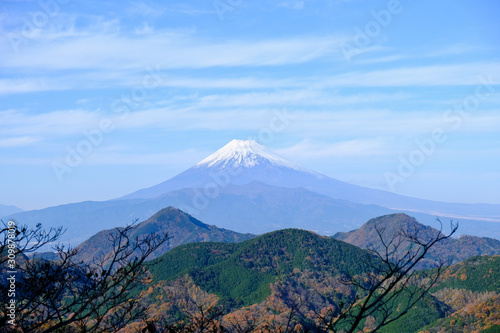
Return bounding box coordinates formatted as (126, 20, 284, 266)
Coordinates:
(12, 210, 500, 332)
(147, 228, 374, 308)
(134, 215, 500, 332)
(133, 250, 500, 332)
(414, 256, 500, 332)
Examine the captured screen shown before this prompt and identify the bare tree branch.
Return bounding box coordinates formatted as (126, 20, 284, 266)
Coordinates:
(317, 218, 458, 332)
(0, 221, 170, 332)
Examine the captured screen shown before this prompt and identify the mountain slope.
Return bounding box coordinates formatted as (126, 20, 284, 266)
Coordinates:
(5, 182, 396, 245)
(137, 248, 499, 332)
(379, 255, 500, 333)
(119, 140, 500, 223)
(138, 227, 454, 332)
(73, 207, 254, 262)
(146, 228, 375, 307)
(8, 182, 500, 247)
(173, 181, 394, 234)
(419, 255, 500, 332)
(0, 203, 23, 217)
(119, 139, 325, 200)
(431, 255, 500, 293)
(333, 213, 500, 268)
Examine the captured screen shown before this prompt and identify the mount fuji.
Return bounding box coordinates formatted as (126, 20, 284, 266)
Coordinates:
(120, 139, 328, 200)
(121, 140, 500, 222)
(7, 139, 500, 244)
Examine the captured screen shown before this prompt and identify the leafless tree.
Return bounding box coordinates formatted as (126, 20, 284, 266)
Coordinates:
(316, 218, 458, 332)
(0, 221, 64, 266)
(0, 221, 169, 333)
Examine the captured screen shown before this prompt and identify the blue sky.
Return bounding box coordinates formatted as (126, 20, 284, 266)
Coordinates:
(1, 0, 499, 210)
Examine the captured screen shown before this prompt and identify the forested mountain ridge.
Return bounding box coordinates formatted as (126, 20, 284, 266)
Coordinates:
(145, 228, 375, 308)
(72, 206, 254, 263)
(418, 255, 500, 332)
(132, 249, 500, 333)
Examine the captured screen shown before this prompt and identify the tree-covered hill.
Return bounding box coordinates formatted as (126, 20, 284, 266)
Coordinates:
(146, 228, 375, 307)
(139, 227, 499, 332)
(432, 255, 500, 293)
(418, 255, 500, 332)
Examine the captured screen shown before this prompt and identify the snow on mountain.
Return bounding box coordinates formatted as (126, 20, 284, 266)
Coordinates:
(120, 139, 500, 225)
(119, 139, 328, 200)
(195, 139, 314, 173)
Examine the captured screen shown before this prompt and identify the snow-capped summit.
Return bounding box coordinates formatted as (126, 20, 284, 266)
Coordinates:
(120, 139, 326, 200)
(195, 139, 311, 172)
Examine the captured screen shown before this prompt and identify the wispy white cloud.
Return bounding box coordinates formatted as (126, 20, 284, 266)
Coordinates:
(354, 53, 408, 65)
(164, 4, 215, 16)
(0, 136, 42, 147)
(276, 109, 500, 140)
(127, 1, 166, 17)
(323, 62, 500, 87)
(194, 90, 412, 107)
(82, 149, 205, 167)
(0, 30, 347, 70)
(277, 138, 390, 159)
(277, 1, 304, 10)
(0, 156, 53, 166)
(0, 78, 69, 94)
(2, 104, 499, 143)
(2, 60, 497, 97)
(134, 22, 154, 35)
(425, 43, 491, 58)
(151, 76, 297, 90)
(0, 109, 102, 136)
(354, 43, 490, 65)
(118, 107, 271, 131)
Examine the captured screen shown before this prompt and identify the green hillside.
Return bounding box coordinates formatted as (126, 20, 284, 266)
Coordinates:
(374, 255, 500, 333)
(377, 290, 450, 333)
(147, 228, 375, 307)
(415, 255, 500, 332)
(143, 244, 500, 332)
(432, 255, 500, 293)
